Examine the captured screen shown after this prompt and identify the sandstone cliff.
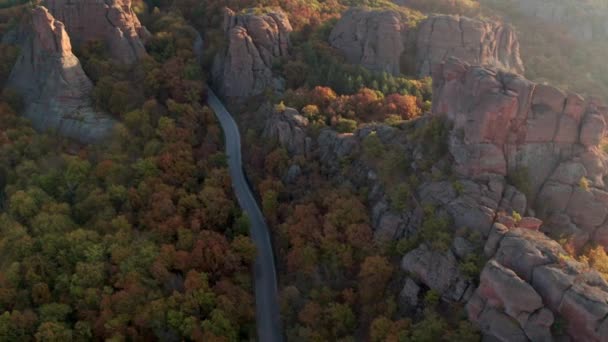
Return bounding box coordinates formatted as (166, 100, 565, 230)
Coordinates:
(329, 9, 523, 77)
(45, 0, 149, 64)
(8, 7, 115, 143)
(212, 8, 292, 98)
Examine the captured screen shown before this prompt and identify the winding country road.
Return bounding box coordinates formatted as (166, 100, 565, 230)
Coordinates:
(207, 89, 283, 342)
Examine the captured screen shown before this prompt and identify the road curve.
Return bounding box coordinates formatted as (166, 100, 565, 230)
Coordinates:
(207, 89, 283, 342)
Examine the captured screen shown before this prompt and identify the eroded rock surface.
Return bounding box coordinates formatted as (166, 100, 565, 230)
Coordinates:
(8, 6, 115, 143)
(416, 15, 524, 76)
(212, 7, 292, 98)
(263, 105, 311, 155)
(329, 8, 414, 75)
(45, 0, 149, 64)
(469, 226, 608, 342)
(434, 57, 608, 248)
(329, 9, 523, 76)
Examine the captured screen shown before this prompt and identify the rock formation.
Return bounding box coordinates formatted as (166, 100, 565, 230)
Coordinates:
(433, 57, 608, 248)
(415, 15, 524, 76)
(329, 9, 524, 76)
(44, 0, 149, 64)
(469, 224, 608, 341)
(309, 53, 608, 341)
(328, 8, 414, 75)
(263, 105, 311, 155)
(212, 7, 292, 98)
(8, 6, 115, 143)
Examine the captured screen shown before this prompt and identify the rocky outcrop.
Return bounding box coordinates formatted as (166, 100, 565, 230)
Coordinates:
(468, 225, 608, 341)
(45, 0, 149, 64)
(402, 244, 474, 302)
(212, 8, 292, 98)
(329, 9, 523, 76)
(415, 15, 524, 76)
(263, 105, 311, 155)
(8, 7, 115, 143)
(433, 57, 608, 248)
(328, 8, 414, 75)
(483, 0, 608, 42)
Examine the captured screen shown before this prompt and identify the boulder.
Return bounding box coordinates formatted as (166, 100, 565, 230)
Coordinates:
(474, 226, 608, 341)
(45, 0, 149, 64)
(213, 8, 292, 98)
(263, 106, 310, 155)
(7, 7, 115, 143)
(401, 244, 472, 302)
(398, 277, 421, 309)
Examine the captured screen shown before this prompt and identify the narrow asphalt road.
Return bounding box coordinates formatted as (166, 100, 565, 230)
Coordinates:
(206, 89, 283, 342)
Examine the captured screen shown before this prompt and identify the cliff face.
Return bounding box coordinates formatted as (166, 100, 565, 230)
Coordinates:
(45, 0, 149, 64)
(212, 8, 292, 98)
(433, 57, 608, 250)
(328, 8, 414, 76)
(8, 7, 115, 143)
(416, 15, 523, 76)
(329, 9, 523, 77)
(305, 52, 608, 341)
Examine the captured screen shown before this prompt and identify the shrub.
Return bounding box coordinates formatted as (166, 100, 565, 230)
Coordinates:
(508, 167, 532, 198)
(512, 210, 522, 223)
(580, 176, 590, 191)
(336, 118, 357, 133)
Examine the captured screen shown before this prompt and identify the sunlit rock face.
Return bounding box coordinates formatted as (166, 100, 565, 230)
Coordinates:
(329, 9, 524, 77)
(8, 6, 115, 143)
(415, 14, 524, 76)
(212, 7, 292, 98)
(433, 57, 608, 249)
(45, 0, 149, 64)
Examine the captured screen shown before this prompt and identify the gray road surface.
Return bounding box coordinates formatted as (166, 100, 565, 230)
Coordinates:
(207, 89, 283, 342)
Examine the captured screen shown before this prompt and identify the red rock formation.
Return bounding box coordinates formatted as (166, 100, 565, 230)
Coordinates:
(212, 8, 292, 98)
(8, 6, 115, 143)
(45, 0, 149, 64)
(470, 224, 608, 341)
(329, 9, 524, 76)
(433, 56, 608, 248)
(416, 15, 524, 76)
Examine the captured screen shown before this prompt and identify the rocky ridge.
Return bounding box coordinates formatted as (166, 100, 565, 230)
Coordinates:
(268, 57, 608, 341)
(329, 8, 524, 77)
(8, 6, 115, 143)
(434, 57, 608, 250)
(44, 0, 149, 64)
(212, 8, 292, 98)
